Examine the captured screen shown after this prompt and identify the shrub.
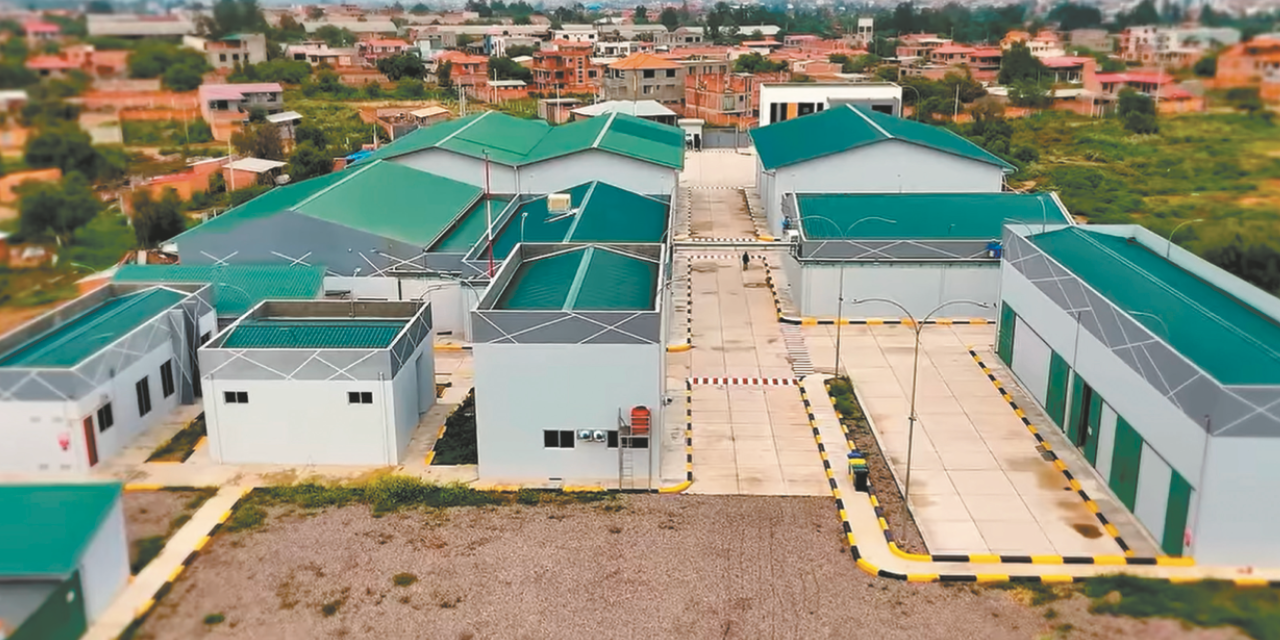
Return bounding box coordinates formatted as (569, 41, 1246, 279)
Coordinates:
(203, 613, 226, 625)
(131, 536, 165, 574)
(392, 572, 418, 587)
(225, 504, 266, 532)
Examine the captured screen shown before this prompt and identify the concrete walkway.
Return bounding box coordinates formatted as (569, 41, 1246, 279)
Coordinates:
(800, 375, 1280, 584)
(84, 485, 252, 640)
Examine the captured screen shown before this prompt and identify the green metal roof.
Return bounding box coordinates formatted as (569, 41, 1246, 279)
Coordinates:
(0, 483, 121, 576)
(798, 193, 1070, 240)
(363, 111, 684, 169)
(113, 264, 324, 316)
(173, 161, 482, 248)
(0, 288, 187, 369)
(222, 319, 406, 349)
(484, 182, 669, 260)
(496, 246, 658, 311)
(430, 197, 513, 253)
(750, 105, 1016, 172)
(1029, 227, 1280, 385)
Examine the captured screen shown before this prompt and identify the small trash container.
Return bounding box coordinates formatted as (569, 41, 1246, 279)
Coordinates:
(847, 450, 870, 493)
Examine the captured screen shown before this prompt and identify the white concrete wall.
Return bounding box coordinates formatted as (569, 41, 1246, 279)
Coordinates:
(1134, 442, 1173, 544)
(473, 343, 662, 483)
(83, 345, 184, 464)
(0, 400, 82, 472)
(77, 498, 129, 623)
(392, 149, 519, 192)
(390, 353, 423, 453)
(327, 277, 483, 341)
(325, 276, 399, 300)
(798, 262, 999, 320)
(758, 84, 904, 126)
(206, 377, 397, 465)
(763, 140, 1006, 236)
(390, 148, 677, 196)
(1011, 318, 1052, 406)
(1195, 437, 1280, 565)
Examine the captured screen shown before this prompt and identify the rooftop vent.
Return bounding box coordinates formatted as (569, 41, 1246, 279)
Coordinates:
(547, 192, 572, 213)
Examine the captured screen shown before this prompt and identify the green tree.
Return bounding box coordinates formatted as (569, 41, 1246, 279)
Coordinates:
(376, 54, 426, 81)
(162, 63, 205, 91)
(24, 125, 99, 176)
(314, 25, 356, 47)
(131, 188, 187, 248)
(1047, 2, 1103, 31)
(307, 6, 325, 19)
(231, 122, 285, 161)
(130, 42, 210, 82)
(1194, 55, 1217, 78)
(634, 5, 648, 24)
(1009, 78, 1052, 108)
(16, 173, 101, 245)
(1199, 234, 1280, 294)
(395, 78, 426, 98)
(294, 122, 328, 149)
(1118, 89, 1158, 133)
(1116, 0, 1160, 28)
(437, 60, 453, 87)
(287, 141, 332, 181)
(489, 56, 532, 82)
(200, 0, 268, 37)
(998, 42, 1046, 85)
(505, 44, 534, 58)
(410, 3, 430, 14)
(659, 6, 680, 31)
(732, 52, 787, 73)
(86, 0, 114, 13)
(364, 81, 383, 98)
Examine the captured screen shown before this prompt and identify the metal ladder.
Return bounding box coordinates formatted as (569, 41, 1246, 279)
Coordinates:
(618, 410, 635, 491)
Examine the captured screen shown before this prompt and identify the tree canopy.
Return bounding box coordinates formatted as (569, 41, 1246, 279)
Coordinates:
(732, 52, 787, 73)
(376, 55, 426, 81)
(287, 142, 333, 182)
(131, 188, 187, 249)
(998, 42, 1047, 85)
(17, 173, 102, 245)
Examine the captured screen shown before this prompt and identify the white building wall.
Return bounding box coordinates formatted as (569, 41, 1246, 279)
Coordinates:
(1011, 319, 1052, 405)
(758, 84, 904, 126)
(798, 262, 999, 320)
(1134, 443, 1173, 542)
(325, 277, 481, 340)
(1195, 437, 1280, 565)
(762, 140, 1006, 236)
(0, 400, 81, 472)
(390, 148, 677, 196)
(81, 345, 184, 465)
(391, 149, 520, 192)
(473, 343, 662, 483)
(390, 352, 426, 453)
(77, 498, 129, 623)
(1095, 404, 1118, 482)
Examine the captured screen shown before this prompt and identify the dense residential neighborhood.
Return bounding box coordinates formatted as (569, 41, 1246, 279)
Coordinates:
(3, 0, 1280, 638)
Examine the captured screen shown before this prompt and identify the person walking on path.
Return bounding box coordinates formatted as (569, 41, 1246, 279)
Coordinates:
(741, 251, 750, 271)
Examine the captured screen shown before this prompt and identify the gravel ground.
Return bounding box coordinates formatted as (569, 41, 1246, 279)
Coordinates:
(123, 490, 215, 572)
(133, 495, 1243, 640)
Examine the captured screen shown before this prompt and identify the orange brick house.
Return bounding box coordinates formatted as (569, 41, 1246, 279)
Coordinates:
(1216, 37, 1280, 101)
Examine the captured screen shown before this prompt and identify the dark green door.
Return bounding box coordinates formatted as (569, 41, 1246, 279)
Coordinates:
(1162, 471, 1193, 556)
(1067, 373, 1085, 441)
(997, 303, 1016, 365)
(1045, 352, 1070, 429)
(1082, 391, 1103, 465)
(1109, 417, 1143, 511)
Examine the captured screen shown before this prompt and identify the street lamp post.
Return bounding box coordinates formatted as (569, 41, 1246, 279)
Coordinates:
(1166, 219, 1203, 259)
(847, 297, 991, 520)
(802, 214, 897, 377)
(901, 85, 921, 121)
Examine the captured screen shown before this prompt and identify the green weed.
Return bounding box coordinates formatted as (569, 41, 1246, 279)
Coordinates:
(1084, 575, 1280, 640)
(392, 573, 418, 587)
(130, 536, 165, 574)
(431, 390, 477, 465)
(203, 613, 225, 625)
(146, 414, 207, 462)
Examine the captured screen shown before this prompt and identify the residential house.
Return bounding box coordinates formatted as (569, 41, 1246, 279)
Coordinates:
(1069, 28, 1113, 52)
(190, 33, 268, 71)
(1003, 29, 1066, 58)
(532, 40, 599, 93)
(604, 52, 684, 105)
(655, 26, 703, 47)
(358, 38, 411, 63)
(23, 20, 60, 48)
(1216, 37, 1280, 100)
(553, 25, 598, 43)
(86, 13, 194, 39)
(1121, 25, 1241, 68)
(285, 42, 359, 67)
(487, 34, 539, 57)
(24, 55, 79, 79)
(683, 71, 777, 127)
(596, 40, 652, 58)
(1041, 56, 1096, 84)
(1084, 71, 1202, 113)
(427, 50, 489, 88)
(895, 33, 951, 59)
(930, 45, 974, 66)
(301, 19, 398, 36)
(197, 82, 285, 141)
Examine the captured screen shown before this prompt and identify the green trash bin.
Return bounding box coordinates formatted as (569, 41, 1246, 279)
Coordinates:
(847, 450, 869, 493)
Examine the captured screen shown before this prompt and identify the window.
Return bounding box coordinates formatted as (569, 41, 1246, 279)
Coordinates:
(232, 53, 240, 61)
(201, 332, 212, 344)
(607, 431, 648, 449)
(643, 85, 652, 94)
(135, 377, 152, 417)
(224, 391, 249, 404)
(219, 53, 227, 62)
(348, 391, 374, 404)
(643, 69, 655, 78)
(160, 360, 175, 398)
(97, 403, 114, 432)
(665, 69, 676, 78)
(543, 430, 575, 449)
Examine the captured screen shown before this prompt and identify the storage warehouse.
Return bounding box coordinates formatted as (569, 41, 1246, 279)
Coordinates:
(779, 192, 1072, 319)
(471, 244, 667, 487)
(0, 482, 129, 640)
(997, 224, 1280, 564)
(360, 110, 685, 196)
(750, 104, 1016, 237)
(198, 299, 435, 465)
(0, 285, 213, 472)
(113, 264, 325, 329)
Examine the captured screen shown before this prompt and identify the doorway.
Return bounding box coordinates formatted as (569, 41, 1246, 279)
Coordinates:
(82, 416, 99, 467)
(1074, 382, 1103, 464)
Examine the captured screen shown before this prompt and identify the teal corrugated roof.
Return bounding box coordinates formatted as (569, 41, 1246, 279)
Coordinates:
(174, 161, 482, 248)
(1029, 227, 1280, 385)
(495, 246, 658, 311)
(430, 197, 513, 253)
(483, 182, 668, 260)
(0, 483, 121, 576)
(0, 289, 186, 369)
(113, 264, 324, 315)
(750, 105, 1015, 172)
(221, 319, 405, 349)
(363, 111, 684, 169)
(798, 193, 1069, 240)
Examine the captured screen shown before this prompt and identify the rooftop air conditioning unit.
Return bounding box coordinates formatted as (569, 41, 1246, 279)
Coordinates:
(547, 192, 572, 213)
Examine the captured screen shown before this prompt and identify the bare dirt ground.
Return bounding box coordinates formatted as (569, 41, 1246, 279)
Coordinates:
(132, 495, 1246, 640)
(123, 490, 215, 572)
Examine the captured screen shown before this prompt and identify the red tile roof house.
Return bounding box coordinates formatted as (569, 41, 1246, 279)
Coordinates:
(23, 20, 60, 48)
(357, 38, 410, 63)
(198, 82, 285, 142)
(1083, 71, 1203, 114)
(24, 55, 78, 79)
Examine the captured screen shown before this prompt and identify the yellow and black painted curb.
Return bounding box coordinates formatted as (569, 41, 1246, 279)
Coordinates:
(757, 256, 989, 327)
(966, 347, 1165, 562)
(117, 491, 247, 639)
(658, 378, 695, 493)
(799, 386, 860, 559)
(667, 258, 695, 353)
(433, 343, 472, 351)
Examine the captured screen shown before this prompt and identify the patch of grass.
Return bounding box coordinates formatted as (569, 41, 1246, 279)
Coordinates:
(130, 536, 165, 574)
(392, 573, 418, 587)
(203, 613, 225, 625)
(516, 488, 541, 505)
(431, 389, 477, 465)
(170, 513, 191, 530)
(146, 413, 207, 462)
(1084, 575, 1280, 640)
(225, 504, 267, 532)
(320, 599, 343, 616)
(61, 212, 135, 271)
(826, 376, 869, 430)
(182, 487, 218, 510)
(990, 582, 1074, 607)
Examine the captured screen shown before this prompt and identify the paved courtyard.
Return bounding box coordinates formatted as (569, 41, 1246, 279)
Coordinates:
(805, 323, 1159, 557)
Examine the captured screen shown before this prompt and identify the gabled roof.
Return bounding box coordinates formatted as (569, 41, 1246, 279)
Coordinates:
(0, 482, 122, 577)
(222, 319, 405, 349)
(478, 182, 669, 261)
(797, 193, 1070, 240)
(198, 83, 283, 101)
(495, 246, 659, 311)
(113, 264, 324, 316)
(362, 110, 684, 170)
(173, 161, 482, 248)
(750, 105, 1016, 172)
(609, 52, 681, 69)
(1028, 227, 1280, 386)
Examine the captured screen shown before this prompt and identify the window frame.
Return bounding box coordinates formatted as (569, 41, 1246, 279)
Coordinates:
(224, 391, 249, 404)
(160, 360, 175, 398)
(348, 391, 374, 404)
(135, 377, 152, 417)
(97, 402, 114, 432)
(543, 430, 575, 449)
